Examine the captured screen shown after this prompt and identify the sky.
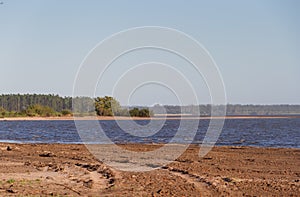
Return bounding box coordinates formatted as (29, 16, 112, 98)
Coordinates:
(0, 0, 299, 105)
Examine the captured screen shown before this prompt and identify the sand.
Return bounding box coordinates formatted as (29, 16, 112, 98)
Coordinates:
(0, 115, 299, 121)
(0, 143, 299, 196)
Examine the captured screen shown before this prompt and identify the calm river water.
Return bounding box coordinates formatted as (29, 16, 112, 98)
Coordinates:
(0, 118, 299, 148)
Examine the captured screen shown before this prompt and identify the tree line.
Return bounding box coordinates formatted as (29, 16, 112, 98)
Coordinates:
(0, 94, 72, 112)
(0, 94, 152, 118)
(1, 94, 300, 118)
(151, 104, 300, 116)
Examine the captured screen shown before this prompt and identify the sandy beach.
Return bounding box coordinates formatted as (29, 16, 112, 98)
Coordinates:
(1, 115, 299, 121)
(0, 143, 299, 196)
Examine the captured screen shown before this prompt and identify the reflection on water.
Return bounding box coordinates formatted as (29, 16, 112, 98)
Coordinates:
(0, 118, 299, 148)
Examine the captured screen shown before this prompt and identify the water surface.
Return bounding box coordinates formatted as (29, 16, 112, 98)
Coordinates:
(0, 118, 299, 148)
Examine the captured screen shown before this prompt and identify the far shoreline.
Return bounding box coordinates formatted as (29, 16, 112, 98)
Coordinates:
(0, 114, 299, 121)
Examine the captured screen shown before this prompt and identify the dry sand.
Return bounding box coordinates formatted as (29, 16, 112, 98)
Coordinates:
(1, 115, 298, 121)
(0, 143, 299, 196)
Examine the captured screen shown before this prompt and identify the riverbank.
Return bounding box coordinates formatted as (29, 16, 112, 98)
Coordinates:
(1, 115, 299, 121)
(0, 143, 299, 196)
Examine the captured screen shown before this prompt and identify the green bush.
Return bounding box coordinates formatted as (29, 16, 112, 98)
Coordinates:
(129, 108, 139, 117)
(129, 108, 151, 117)
(0, 107, 6, 118)
(138, 108, 151, 117)
(61, 109, 72, 116)
(25, 104, 56, 117)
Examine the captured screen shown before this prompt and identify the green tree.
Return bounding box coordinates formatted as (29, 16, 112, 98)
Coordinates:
(138, 108, 151, 117)
(129, 108, 152, 117)
(129, 108, 139, 117)
(94, 96, 122, 116)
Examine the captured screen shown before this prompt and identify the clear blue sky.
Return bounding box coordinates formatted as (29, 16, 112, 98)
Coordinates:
(0, 0, 299, 105)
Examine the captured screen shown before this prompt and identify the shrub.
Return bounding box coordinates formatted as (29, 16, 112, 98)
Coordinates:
(25, 105, 56, 117)
(129, 108, 140, 117)
(129, 108, 152, 117)
(0, 107, 6, 117)
(61, 109, 72, 116)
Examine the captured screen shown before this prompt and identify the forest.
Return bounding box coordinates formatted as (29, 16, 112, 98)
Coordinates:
(1, 94, 300, 118)
(0, 94, 152, 118)
(151, 104, 300, 116)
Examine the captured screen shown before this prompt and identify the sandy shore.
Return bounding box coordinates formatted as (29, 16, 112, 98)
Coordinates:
(1, 115, 299, 121)
(0, 143, 299, 196)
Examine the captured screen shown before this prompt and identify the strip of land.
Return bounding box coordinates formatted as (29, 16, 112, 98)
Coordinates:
(0, 143, 299, 196)
(1, 115, 299, 121)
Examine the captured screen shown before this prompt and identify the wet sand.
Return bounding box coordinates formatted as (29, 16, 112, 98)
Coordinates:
(0, 143, 299, 196)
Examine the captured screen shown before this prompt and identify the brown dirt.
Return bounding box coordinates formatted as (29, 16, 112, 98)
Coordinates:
(0, 143, 299, 196)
